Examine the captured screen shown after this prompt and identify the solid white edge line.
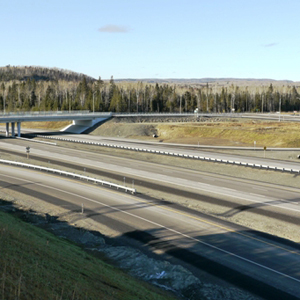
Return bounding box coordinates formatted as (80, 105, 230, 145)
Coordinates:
(1, 171, 300, 285)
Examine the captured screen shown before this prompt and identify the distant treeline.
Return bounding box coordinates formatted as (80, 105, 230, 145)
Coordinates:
(0, 66, 300, 113)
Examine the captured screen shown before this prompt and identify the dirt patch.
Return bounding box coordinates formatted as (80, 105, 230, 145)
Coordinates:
(91, 122, 158, 139)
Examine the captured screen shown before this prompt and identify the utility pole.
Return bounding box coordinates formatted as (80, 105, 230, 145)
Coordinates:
(206, 83, 209, 112)
(136, 91, 139, 113)
(180, 95, 182, 114)
(66, 90, 70, 112)
(279, 93, 281, 122)
(3, 91, 6, 114)
(93, 91, 97, 113)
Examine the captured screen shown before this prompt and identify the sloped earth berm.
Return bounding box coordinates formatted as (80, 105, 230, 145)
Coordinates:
(0, 198, 261, 300)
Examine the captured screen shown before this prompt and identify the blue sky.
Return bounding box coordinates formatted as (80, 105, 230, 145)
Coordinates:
(1, 0, 299, 81)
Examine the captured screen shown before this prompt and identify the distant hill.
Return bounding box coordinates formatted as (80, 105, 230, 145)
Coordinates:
(0, 65, 96, 82)
(114, 77, 297, 86)
(1, 65, 298, 87)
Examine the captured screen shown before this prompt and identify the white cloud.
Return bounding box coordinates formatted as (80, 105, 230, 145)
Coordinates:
(98, 25, 129, 33)
(262, 42, 279, 47)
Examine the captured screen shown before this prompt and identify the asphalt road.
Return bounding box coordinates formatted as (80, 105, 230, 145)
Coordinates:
(1, 164, 300, 300)
(1, 136, 300, 299)
(1, 139, 300, 220)
(38, 132, 300, 170)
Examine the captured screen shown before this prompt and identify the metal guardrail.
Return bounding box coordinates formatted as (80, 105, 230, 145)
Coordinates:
(2, 111, 300, 123)
(0, 111, 113, 123)
(36, 135, 300, 174)
(0, 110, 90, 117)
(0, 159, 136, 194)
(0, 111, 239, 117)
(112, 112, 243, 118)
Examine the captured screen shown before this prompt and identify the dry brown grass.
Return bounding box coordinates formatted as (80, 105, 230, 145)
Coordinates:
(156, 121, 300, 147)
(21, 120, 71, 129)
(3, 117, 300, 148)
(92, 119, 300, 148)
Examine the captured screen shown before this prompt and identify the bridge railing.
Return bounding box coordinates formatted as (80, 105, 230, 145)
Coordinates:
(111, 112, 243, 117)
(0, 110, 91, 117)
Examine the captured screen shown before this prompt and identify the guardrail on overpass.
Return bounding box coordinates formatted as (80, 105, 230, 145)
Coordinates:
(36, 135, 300, 174)
(0, 159, 136, 194)
(0, 111, 112, 137)
(2, 111, 300, 121)
(0, 111, 112, 123)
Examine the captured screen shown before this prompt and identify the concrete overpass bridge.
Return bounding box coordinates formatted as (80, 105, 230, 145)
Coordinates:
(0, 111, 112, 137)
(2, 111, 300, 137)
(0, 111, 233, 137)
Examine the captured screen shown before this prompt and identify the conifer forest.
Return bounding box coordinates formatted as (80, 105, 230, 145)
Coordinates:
(1, 66, 300, 114)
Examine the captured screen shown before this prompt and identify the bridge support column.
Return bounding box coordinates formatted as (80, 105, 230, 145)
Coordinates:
(5, 123, 9, 137)
(11, 122, 15, 137)
(17, 122, 21, 137)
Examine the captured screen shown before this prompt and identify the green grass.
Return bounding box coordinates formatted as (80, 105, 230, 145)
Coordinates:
(0, 210, 176, 300)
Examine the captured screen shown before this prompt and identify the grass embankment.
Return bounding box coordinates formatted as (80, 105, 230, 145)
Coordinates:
(156, 122, 300, 147)
(92, 119, 300, 148)
(5, 118, 300, 148)
(0, 209, 175, 300)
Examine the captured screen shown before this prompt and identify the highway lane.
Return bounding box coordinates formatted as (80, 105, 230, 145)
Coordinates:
(2, 125, 300, 166)
(1, 139, 300, 222)
(37, 133, 300, 170)
(1, 165, 300, 300)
